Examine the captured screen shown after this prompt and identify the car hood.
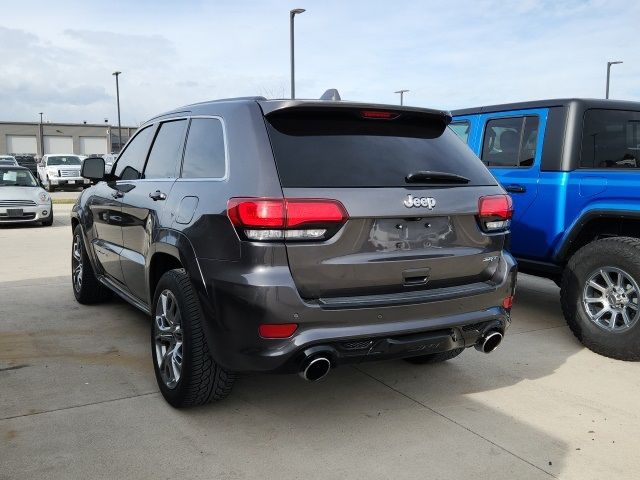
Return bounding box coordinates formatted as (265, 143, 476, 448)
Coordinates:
(0, 186, 49, 202)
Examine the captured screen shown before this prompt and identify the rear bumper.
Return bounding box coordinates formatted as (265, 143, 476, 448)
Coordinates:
(196, 252, 517, 373)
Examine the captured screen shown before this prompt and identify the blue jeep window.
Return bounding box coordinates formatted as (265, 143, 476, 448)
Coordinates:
(450, 121, 470, 143)
(481, 116, 539, 167)
(580, 109, 640, 169)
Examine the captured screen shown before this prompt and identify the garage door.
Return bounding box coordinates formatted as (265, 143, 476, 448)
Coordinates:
(6, 135, 37, 154)
(79, 136, 107, 155)
(44, 136, 74, 154)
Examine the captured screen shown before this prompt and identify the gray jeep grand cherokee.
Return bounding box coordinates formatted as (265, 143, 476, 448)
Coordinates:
(72, 97, 517, 407)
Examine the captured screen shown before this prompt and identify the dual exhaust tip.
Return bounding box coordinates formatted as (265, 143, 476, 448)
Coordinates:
(299, 331, 503, 381)
(299, 356, 332, 382)
(475, 330, 503, 354)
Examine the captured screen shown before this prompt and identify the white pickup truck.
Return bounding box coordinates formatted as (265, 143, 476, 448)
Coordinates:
(37, 154, 91, 192)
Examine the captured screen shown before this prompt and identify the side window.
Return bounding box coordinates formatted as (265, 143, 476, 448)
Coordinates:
(481, 116, 539, 167)
(181, 118, 226, 178)
(144, 120, 187, 179)
(114, 126, 155, 179)
(580, 109, 640, 169)
(450, 121, 470, 144)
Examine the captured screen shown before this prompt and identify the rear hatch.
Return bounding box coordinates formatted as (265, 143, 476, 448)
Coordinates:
(261, 103, 507, 300)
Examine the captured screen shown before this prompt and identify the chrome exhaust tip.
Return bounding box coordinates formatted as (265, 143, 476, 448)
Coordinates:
(475, 331, 503, 354)
(299, 356, 331, 382)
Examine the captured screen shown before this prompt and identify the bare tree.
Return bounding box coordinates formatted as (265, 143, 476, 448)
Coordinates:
(258, 82, 288, 99)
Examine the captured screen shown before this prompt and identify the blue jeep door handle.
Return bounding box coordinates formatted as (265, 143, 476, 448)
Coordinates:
(504, 184, 526, 193)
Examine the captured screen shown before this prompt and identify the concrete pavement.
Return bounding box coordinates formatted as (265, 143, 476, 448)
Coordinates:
(1, 207, 639, 479)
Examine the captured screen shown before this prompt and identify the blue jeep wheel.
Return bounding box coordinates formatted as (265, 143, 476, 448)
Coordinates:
(561, 237, 640, 361)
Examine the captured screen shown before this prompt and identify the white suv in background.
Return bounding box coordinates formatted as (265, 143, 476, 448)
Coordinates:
(38, 154, 91, 192)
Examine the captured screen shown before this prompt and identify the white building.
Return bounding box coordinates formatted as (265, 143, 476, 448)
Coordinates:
(0, 121, 137, 157)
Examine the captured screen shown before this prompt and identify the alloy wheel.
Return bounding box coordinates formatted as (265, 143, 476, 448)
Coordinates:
(154, 290, 183, 389)
(582, 267, 640, 332)
(72, 234, 83, 293)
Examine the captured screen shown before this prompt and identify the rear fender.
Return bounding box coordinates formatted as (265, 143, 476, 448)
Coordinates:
(554, 205, 640, 262)
(149, 229, 207, 302)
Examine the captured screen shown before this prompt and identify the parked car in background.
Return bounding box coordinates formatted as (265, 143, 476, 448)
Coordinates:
(452, 98, 640, 361)
(13, 155, 38, 175)
(37, 154, 90, 192)
(102, 153, 118, 174)
(0, 165, 52, 226)
(72, 96, 517, 407)
(0, 155, 19, 166)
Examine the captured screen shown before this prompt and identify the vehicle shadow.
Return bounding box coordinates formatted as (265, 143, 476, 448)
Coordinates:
(184, 275, 576, 478)
(0, 273, 579, 478)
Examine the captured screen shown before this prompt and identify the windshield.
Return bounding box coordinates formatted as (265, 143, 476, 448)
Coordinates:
(0, 159, 16, 166)
(0, 168, 38, 187)
(47, 156, 82, 166)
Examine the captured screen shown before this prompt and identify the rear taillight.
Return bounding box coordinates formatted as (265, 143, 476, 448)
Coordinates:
(227, 198, 348, 241)
(478, 195, 513, 232)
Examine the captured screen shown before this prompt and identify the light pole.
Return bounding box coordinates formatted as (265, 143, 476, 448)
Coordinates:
(290, 8, 305, 99)
(38, 112, 44, 158)
(112, 71, 122, 152)
(395, 89, 409, 106)
(606, 61, 623, 99)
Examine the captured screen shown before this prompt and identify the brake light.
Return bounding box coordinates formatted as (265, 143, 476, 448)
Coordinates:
(478, 195, 513, 232)
(227, 198, 348, 241)
(259, 323, 298, 338)
(361, 110, 399, 119)
(227, 199, 285, 228)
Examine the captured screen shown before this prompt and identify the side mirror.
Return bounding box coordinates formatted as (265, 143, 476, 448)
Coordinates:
(81, 157, 106, 181)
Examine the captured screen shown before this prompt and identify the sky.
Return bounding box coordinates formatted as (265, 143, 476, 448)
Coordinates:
(0, 0, 638, 126)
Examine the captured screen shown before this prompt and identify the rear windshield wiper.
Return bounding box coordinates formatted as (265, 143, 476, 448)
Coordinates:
(405, 171, 470, 184)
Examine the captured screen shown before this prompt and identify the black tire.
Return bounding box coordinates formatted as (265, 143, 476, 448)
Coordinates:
(403, 347, 464, 365)
(151, 269, 236, 407)
(71, 224, 110, 304)
(41, 211, 53, 226)
(561, 237, 640, 361)
(45, 180, 55, 192)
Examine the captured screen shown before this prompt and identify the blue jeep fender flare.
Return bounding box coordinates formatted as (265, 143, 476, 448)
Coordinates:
(554, 208, 640, 263)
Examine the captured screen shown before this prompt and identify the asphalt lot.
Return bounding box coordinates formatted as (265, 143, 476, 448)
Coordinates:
(1, 205, 639, 480)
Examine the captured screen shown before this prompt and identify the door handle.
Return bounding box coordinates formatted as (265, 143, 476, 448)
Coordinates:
(149, 190, 167, 201)
(111, 190, 124, 199)
(504, 184, 526, 193)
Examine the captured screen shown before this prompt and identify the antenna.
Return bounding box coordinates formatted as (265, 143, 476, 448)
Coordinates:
(320, 89, 341, 101)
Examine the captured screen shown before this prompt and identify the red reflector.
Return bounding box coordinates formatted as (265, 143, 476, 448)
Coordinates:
(227, 198, 347, 228)
(502, 296, 514, 310)
(259, 323, 298, 338)
(479, 195, 513, 219)
(361, 110, 398, 119)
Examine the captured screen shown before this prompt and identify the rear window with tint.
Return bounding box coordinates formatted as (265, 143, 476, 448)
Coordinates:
(265, 109, 495, 188)
(580, 109, 640, 169)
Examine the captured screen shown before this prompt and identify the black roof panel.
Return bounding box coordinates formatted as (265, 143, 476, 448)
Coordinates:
(452, 98, 640, 116)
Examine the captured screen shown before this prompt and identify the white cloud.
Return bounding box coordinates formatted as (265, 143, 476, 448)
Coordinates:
(0, 0, 637, 124)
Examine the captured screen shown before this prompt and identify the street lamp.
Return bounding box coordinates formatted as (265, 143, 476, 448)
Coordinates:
(606, 61, 623, 99)
(112, 71, 122, 153)
(290, 8, 306, 99)
(395, 89, 409, 106)
(38, 112, 44, 158)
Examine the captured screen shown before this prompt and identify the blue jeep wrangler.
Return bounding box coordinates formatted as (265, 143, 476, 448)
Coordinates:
(452, 99, 640, 360)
